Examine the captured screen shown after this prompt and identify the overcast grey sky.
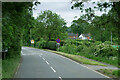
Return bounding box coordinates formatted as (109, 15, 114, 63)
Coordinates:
(32, 0, 110, 27)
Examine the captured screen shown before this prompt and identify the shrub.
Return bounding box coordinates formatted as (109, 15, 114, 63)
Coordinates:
(60, 40, 64, 46)
(44, 41, 57, 50)
(83, 41, 92, 47)
(112, 70, 120, 77)
(104, 41, 111, 45)
(94, 41, 102, 45)
(36, 38, 46, 48)
(59, 44, 77, 54)
(76, 45, 83, 52)
(94, 44, 118, 57)
(76, 41, 83, 45)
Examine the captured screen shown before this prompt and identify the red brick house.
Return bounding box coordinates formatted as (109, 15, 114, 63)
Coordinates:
(68, 33, 78, 39)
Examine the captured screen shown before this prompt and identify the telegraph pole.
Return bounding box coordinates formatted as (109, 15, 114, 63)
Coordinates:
(111, 32, 112, 45)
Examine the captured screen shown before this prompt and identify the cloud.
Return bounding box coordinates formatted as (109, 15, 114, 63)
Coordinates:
(33, 2, 81, 27)
(33, 1, 111, 27)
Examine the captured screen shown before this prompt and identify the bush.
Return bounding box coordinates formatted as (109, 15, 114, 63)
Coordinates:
(59, 44, 77, 54)
(76, 45, 83, 52)
(44, 41, 57, 50)
(94, 41, 102, 45)
(60, 40, 64, 46)
(104, 41, 111, 45)
(94, 44, 118, 57)
(36, 38, 46, 48)
(83, 41, 92, 47)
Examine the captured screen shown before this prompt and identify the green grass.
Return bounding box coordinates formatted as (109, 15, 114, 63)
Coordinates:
(97, 69, 120, 78)
(2, 55, 20, 78)
(45, 49, 106, 66)
(77, 52, 119, 68)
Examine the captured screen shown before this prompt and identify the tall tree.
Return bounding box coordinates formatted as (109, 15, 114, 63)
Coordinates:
(2, 2, 39, 58)
(70, 17, 90, 35)
(32, 10, 67, 41)
(71, 1, 119, 41)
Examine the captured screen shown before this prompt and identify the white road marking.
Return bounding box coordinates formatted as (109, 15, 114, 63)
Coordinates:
(39, 55, 41, 57)
(54, 53, 110, 78)
(50, 66, 56, 72)
(59, 76, 62, 80)
(21, 51, 26, 55)
(46, 61, 49, 65)
(15, 72, 17, 75)
(42, 57, 45, 61)
(14, 62, 21, 77)
(70, 59, 110, 78)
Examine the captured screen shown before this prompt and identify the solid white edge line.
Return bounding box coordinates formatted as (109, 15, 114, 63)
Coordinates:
(50, 66, 56, 72)
(15, 72, 17, 75)
(46, 61, 49, 65)
(14, 61, 21, 77)
(54, 53, 110, 78)
(59, 76, 62, 80)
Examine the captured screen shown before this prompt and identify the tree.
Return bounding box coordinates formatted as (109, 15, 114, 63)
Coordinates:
(71, 1, 120, 75)
(71, 1, 119, 41)
(70, 17, 90, 35)
(32, 10, 67, 41)
(2, 2, 40, 58)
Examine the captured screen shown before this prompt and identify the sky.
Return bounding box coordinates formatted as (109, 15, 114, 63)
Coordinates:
(32, 0, 111, 27)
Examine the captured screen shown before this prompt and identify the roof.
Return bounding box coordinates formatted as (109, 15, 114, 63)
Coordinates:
(81, 34, 90, 37)
(68, 33, 77, 36)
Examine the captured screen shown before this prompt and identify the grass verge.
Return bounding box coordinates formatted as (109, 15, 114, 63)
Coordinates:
(45, 49, 106, 66)
(76, 52, 119, 68)
(2, 54, 20, 78)
(97, 69, 120, 78)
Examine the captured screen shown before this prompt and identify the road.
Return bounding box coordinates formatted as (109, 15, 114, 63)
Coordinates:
(15, 47, 110, 79)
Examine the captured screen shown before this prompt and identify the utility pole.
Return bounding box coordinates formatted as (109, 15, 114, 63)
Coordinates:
(111, 32, 112, 45)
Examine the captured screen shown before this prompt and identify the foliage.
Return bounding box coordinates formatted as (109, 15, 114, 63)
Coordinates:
(93, 43, 118, 57)
(70, 18, 90, 35)
(2, 54, 20, 78)
(31, 10, 68, 41)
(2, 2, 37, 58)
(46, 50, 106, 66)
(36, 38, 46, 48)
(71, 1, 120, 43)
(97, 69, 120, 78)
(44, 41, 57, 50)
(57, 39, 118, 67)
(59, 44, 77, 54)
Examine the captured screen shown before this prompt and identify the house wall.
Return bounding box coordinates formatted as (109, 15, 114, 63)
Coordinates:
(68, 36, 78, 39)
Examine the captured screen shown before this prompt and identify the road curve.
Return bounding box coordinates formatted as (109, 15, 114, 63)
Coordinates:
(14, 47, 111, 80)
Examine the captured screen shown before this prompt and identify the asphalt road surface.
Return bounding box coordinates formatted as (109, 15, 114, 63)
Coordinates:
(15, 47, 111, 79)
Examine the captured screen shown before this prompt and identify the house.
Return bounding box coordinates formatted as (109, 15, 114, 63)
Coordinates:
(79, 33, 91, 40)
(68, 33, 78, 39)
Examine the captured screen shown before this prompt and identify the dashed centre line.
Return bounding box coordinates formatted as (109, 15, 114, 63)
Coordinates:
(50, 66, 56, 72)
(59, 76, 62, 80)
(42, 57, 45, 61)
(45, 61, 49, 65)
(53, 53, 110, 78)
(39, 55, 62, 79)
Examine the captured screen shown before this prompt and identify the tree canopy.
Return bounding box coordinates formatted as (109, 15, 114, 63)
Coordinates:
(2, 2, 40, 57)
(70, 1, 119, 42)
(31, 10, 68, 41)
